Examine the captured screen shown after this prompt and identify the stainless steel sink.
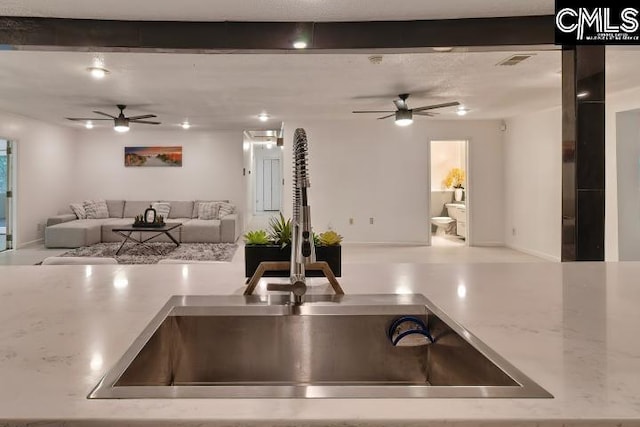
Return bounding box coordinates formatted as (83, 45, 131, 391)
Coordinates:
(89, 294, 552, 398)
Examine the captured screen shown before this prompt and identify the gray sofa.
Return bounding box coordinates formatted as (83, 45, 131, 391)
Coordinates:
(45, 200, 241, 248)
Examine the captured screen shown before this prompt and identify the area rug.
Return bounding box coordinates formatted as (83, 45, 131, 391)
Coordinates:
(60, 242, 238, 264)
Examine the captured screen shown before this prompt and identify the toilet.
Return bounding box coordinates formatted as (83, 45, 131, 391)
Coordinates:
(430, 216, 455, 236)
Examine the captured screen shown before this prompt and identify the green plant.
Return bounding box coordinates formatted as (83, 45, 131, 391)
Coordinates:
(318, 230, 343, 246)
(243, 229, 271, 245)
(268, 213, 292, 248)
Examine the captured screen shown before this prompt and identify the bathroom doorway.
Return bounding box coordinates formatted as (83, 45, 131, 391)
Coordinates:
(429, 140, 468, 247)
(0, 139, 14, 252)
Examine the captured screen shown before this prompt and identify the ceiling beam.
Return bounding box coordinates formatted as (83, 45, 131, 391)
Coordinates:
(0, 15, 555, 52)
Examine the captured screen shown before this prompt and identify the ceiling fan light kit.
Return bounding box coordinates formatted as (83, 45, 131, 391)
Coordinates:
(114, 117, 130, 133)
(66, 104, 160, 132)
(352, 94, 460, 127)
(394, 110, 413, 127)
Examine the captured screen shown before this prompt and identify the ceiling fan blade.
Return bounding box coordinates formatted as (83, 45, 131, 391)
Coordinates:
(352, 110, 396, 114)
(130, 120, 161, 125)
(412, 101, 460, 112)
(92, 111, 117, 119)
(66, 117, 113, 121)
(393, 99, 408, 110)
(413, 111, 436, 116)
(127, 114, 157, 120)
(377, 114, 395, 120)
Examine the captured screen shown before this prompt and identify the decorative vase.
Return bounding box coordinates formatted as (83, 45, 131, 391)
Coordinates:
(454, 188, 464, 202)
(144, 205, 157, 223)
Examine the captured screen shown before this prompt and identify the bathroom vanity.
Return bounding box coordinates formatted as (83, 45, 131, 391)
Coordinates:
(445, 202, 467, 239)
(0, 262, 638, 426)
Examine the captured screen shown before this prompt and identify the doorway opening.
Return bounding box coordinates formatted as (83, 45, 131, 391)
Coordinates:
(0, 139, 14, 252)
(243, 130, 284, 226)
(429, 140, 468, 247)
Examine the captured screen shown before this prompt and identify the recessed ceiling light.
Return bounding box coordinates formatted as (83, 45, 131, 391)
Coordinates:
(85, 121, 94, 129)
(432, 47, 453, 52)
(577, 91, 589, 98)
(181, 121, 191, 130)
(258, 113, 270, 122)
(456, 107, 470, 116)
(293, 40, 308, 49)
(87, 67, 109, 79)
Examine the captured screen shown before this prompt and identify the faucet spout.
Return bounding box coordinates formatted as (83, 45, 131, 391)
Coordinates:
(288, 128, 316, 303)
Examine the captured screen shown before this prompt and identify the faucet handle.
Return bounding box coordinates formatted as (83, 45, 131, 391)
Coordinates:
(267, 281, 307, 296)
(266, 283, 291, 292)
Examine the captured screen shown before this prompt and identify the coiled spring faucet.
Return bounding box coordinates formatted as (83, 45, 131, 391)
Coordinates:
(266, 128, 316, 304)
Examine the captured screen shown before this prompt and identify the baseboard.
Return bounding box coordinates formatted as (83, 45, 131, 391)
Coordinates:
(344, 241, 427, 246)
(472, 241, 504, 247)
(17, 238, 44, 249)
(506, 243, 561, 262)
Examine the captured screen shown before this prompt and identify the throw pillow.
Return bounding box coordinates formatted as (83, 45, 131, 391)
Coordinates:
(152, 202, 171, 219)
(198, 202, 219, 220)
(69, 203, 87, 219)
(217, 202, 235, 219)
(83, 200, 109, 219)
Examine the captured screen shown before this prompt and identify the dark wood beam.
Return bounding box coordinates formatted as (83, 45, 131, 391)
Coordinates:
(0, 15, 554, 52)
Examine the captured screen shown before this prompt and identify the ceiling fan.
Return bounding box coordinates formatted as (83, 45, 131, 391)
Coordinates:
(66, 104, 161, 132)
(352, 94, 460, 126)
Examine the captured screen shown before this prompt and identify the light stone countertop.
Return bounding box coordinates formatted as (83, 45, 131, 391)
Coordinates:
(0, 261, 639, 426)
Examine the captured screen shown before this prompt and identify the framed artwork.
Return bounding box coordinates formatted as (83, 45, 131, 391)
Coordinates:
(124, 146, 182, 167)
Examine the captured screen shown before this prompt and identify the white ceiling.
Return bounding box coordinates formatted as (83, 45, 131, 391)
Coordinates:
(0, 48, 638, 132)
(0, 49, 564, 131)
(0, 0, 554, 21)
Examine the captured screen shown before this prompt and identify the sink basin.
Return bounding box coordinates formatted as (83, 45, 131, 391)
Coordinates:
(89, 294, 551, 399)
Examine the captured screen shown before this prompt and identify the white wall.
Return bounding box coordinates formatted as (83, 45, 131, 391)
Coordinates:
(281, 120, 504, 245)
(0, 110, 77, 247)
(605, 86, 640, 261)
(504, 108, 562, 261)
(73, 129, 244, 213)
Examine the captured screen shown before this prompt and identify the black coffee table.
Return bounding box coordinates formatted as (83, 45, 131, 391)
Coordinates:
(112, 223, 182, 255)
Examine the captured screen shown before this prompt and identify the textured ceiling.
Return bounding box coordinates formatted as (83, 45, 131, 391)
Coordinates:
(0, 49, 563, 130)
(0, 0, 554, 21)
(0, 48, 638, 132)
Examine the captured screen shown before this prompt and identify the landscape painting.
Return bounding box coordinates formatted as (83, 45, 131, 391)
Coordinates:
(124, 146, 182, 167)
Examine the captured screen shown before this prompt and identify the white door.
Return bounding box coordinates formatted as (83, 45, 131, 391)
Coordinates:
(257, 158, 281, 212)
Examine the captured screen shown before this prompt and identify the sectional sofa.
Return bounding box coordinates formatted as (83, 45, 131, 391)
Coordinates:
(45, 200, 241, 248)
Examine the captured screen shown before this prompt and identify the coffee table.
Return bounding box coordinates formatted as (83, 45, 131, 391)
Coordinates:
(112, 223, 182, 255)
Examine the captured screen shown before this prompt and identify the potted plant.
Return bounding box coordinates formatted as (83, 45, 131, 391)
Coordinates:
(244, 213, 342, 279)
(444, 167, 465, 202)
